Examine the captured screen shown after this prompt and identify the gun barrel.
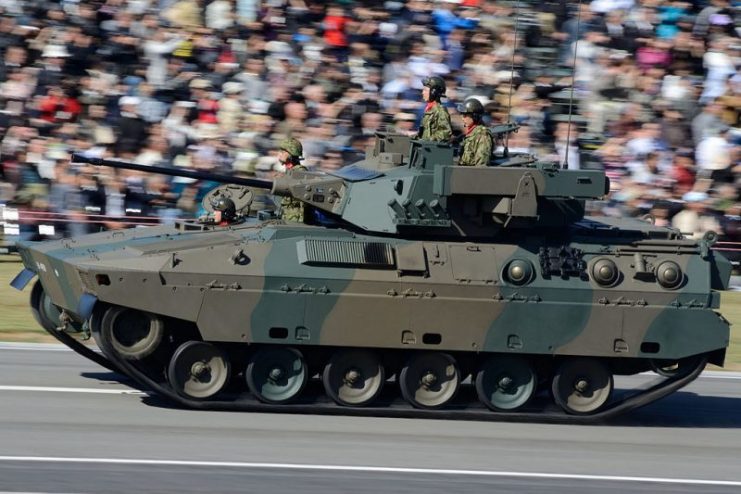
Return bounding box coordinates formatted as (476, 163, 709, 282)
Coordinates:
(70, 153, 273, 190)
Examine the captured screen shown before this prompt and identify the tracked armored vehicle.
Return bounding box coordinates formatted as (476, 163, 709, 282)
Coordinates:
(11, 133, 732, 421)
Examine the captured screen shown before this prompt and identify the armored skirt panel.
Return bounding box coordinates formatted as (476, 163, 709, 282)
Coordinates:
(17, 222, 729, 364)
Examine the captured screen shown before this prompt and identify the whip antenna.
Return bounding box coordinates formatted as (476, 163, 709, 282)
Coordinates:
(563, 0, 583, 170)
(504, 0, 521, 158)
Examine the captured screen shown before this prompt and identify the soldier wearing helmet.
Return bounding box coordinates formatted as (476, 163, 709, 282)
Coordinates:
(277, 137, 305, 170)
(418, 76, 452, 142)
(276, 137, 307, 222)
(457, 98, 493, 167)
(212, 196, 238, 225)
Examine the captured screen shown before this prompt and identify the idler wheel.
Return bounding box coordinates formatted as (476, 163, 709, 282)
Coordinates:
(322, 349, 385, 407)
(399, 352, 460, 409)
(551, 358, 613, 415)
(30, 280, 63, 332)
(475, 355, 537, 412)
(649, 355, 707, 378)
(168, 341, 230, 400)
(246, 347, 307, 404)
(100, 306, 164, 360)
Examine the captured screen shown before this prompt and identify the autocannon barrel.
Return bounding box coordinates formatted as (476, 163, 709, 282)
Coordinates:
(70, 153, 274, 190)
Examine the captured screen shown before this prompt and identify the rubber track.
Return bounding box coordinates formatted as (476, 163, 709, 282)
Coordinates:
(44, 326, 122, 374)
(46, 325, 708, 424)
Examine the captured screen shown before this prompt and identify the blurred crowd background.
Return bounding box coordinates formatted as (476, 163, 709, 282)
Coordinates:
(0, 0, 738, 246)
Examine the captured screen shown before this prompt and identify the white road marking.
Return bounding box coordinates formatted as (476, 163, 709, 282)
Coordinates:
(0, 386, 145, 396)
(0, 343, 71, 352)
(0, 456, 738, 486)
(634, 370, 741, 380)
(697, 371, 741, 380)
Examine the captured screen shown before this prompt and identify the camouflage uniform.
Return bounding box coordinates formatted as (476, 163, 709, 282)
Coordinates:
(419, 103, 452, 142)
(280, 164, 307, 222)
(276, 137, 306, 222)
(459, 125, 493, 167)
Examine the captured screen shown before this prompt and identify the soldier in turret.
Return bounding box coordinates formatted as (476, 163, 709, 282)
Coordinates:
(418, 76, 452, 142)
(212, 196, 237, 225)
(199, 195, 241, 226)
(457, 98, 493, 167)
(276, 137, 307, 222)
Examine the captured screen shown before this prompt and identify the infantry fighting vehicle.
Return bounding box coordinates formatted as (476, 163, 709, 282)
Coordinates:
(11, 133, 732, 421)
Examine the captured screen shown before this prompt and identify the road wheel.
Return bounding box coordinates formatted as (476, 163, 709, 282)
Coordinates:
(399, 352, 460, 409)
(246, 347, 307, 404)
(475, 355, 537, 412)
(551, 358, 613, 415)
(168, 341, 230, 400)
(323, 349, 385, 407)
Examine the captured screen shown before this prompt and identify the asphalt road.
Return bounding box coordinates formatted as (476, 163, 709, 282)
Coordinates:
(1, 343, 741, 494)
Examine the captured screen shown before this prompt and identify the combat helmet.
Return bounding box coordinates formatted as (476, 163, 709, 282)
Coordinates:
(457, 98, 485, 123)
(278, 137, 304, 160)
(212, 196, 237, 222)
(422, 76, 446, 101)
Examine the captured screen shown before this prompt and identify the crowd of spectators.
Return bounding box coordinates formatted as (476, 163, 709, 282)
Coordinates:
(0, 0, 738, 245)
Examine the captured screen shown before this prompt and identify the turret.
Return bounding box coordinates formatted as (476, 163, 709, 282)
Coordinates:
(72, 133, 610, 237)
(272, 133, 609, 236)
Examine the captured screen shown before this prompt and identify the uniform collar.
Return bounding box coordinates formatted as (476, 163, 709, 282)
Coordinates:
(464, 123, 478, 136)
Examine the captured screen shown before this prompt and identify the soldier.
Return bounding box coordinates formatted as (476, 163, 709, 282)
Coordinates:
(199, 195, 240, 226)
(212, 196, 237, 225)
(457, 98, 493, 167)
(277, 137, 307, 222)
(418, 76, 452, 142)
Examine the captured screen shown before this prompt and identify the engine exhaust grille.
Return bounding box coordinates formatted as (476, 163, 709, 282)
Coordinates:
(297, 239, 395, 268)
